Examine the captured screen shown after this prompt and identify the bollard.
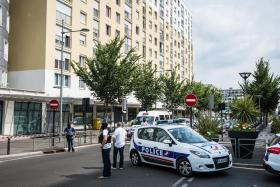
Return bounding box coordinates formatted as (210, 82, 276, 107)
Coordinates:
(7, 137, 11, 155)
(90, 131, 93, 144)
(33, 138, 35, 152)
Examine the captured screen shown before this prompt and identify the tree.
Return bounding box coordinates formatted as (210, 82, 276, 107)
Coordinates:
(246, 58, 280, 126)
(132, 63, 161, 110)
(71, 37, 140, 120)
(160, 70, 185, 116)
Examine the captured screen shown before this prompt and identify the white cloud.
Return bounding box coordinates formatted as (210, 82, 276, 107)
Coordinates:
(185, 0, 280, 89)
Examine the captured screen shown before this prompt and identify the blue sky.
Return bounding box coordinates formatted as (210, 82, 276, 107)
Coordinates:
(185, 0, 280, 89)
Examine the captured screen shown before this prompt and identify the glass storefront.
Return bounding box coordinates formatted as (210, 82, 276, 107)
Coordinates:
(14, 102, 42, 135)
(46, 104, 70, 133)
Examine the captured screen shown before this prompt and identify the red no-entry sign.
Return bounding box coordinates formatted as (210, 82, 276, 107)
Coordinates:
(184, 94, 197, 107)
(49, 99, 59, 110)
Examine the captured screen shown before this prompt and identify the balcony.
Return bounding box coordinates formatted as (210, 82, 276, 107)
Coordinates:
(56, 10, 72, 26)
(93, 28, 99, 40)
(124, 12, 132, 23)
(55, 35, 71, 48)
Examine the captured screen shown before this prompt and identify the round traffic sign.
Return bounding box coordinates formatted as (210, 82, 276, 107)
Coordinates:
(184, 94, 197, 107)
(49, 99, 59, 110)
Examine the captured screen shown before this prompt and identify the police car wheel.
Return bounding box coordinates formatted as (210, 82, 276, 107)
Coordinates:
(130, 151, 141, 166)
(176, 158, 192, 177)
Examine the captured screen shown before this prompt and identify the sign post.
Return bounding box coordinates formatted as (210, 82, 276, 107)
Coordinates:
(184, 94, 198, 128)
(49, 99, 59, 147)
(82, 98, 90, 143)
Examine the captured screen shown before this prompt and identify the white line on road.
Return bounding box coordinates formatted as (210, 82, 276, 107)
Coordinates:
(233, 166, 265, 171)
(187, 177, 194, 182)
(171, 177, 186, 187)
(181, 183, 188, 187)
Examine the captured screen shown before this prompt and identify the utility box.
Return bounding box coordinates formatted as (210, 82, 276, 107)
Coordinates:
(93, 118, 101, 130)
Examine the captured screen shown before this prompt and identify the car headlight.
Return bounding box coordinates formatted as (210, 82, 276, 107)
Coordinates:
(190, 150, 210, 158)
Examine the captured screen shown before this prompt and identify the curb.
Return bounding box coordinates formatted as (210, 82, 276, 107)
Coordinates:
(0, 151, 43, 159)
(233, 162, 263, 169)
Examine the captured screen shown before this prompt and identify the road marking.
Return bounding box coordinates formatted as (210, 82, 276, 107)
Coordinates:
(171, 177, 186, 187)
(181, 183, 188, 187)
(187, 177, 194, 182)
(0, 154, 45, 163)
(233, 166, 265, 171)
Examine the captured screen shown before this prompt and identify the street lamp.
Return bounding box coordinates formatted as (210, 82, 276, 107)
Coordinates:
(59, 20, 89, 136)
(239, 72, 251, 94)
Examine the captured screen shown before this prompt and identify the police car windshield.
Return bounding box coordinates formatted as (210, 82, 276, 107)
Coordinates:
(135, 116, 154, 125)
(168, 127, 207, 144)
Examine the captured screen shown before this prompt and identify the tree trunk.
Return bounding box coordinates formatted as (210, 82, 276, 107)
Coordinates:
(265, 112, 268, 127)
(104, 101, 109, 122)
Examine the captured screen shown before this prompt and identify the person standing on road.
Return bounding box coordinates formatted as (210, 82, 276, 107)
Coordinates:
(64, 122, 75, 152)
(112, 122, 127, 169)
(98, 122, 112, 179)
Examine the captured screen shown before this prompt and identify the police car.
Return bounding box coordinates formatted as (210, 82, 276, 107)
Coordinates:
(130, 125, 232, 176)
(263, 134, 280, 175)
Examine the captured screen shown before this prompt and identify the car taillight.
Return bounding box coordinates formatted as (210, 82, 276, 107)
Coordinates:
(267, 147, 280, 155)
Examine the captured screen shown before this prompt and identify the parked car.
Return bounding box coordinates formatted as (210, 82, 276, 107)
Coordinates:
(172, 118, 190, 126)
(130, 125, 232, 177)
(263, 134, 280, 175)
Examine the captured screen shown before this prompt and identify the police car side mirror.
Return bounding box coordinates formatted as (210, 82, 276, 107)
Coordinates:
(163, 139, 172, 146)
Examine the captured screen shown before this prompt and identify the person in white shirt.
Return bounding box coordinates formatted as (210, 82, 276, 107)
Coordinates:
(141, 118, 148, 126)
(98, 122, 112, 179)
(112, 122, 127, 169)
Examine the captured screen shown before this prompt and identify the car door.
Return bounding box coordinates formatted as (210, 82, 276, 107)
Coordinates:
(151, 127, 175, 167)
(135, 127, 156, 163)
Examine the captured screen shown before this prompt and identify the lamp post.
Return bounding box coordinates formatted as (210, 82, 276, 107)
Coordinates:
(239, 72, 251, 94)
(59, 20, 89, 136)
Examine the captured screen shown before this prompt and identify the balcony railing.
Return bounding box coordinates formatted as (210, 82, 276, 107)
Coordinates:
(124, 12, 132, 22)
(125, 0, 132, 7)
(56, 10, 71, 25)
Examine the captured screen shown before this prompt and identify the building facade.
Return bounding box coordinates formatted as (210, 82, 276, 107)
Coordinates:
(220, 88, 243, 115)
(1, 0, 193, 135)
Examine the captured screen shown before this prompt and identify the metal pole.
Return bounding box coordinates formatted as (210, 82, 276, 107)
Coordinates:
(60, 20, 64, 138)
(190, 107, 193, 128)
(221, 109, 223, 141)
(83, 110, 86, 143)
(7, 137, 10, 155)
(52, 110, 55, 147)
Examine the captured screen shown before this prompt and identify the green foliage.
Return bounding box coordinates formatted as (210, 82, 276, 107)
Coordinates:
(185, 81, 221, 111)
(230, 96, 258, 125)
(271, 116, 280, 133)
(160, 70, 185, 114)
(71, 37, 140, 118)
(196, 114, 219, 139)
(132, 62, 161, 110)
(246, 58, 280, 125)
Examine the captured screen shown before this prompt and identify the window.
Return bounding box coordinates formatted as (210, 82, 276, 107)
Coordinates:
(149, 7, 152, 15)
(136, 41, 139, 50)
(136, 11, 139, 20)
(116, 0, 121, 6)
(93, 20, 99, 39)
(148, 34, 152, 42)
(154, 51, 157, 59)
(154, 128, 171, 143)
(149, 20, 152, 29)
(116, 12, 120, 24)
(81, 0, 87, 3)
(3, 39, 8, 61)
(106, 6, 111, 18)
(79, 79, 86, 89)
(149, 48, 152, 57)
(136, 26, 139, 35)
(136, 0, 139, 4)
(55, 50, 70, 71)
(115, 29, 120, 37)
(80, 11, 86, 24)
(138, 128, 154, 141)
(79, 55, 86, 67)
(124, 37, 131, 53)
(106, 24, 111, 36)
(124, 10, 131, 21)
(54, 74, 71, 87)
(154, 11, 157, 20)
(154, 37, 157, 46)
(142, 45, 146, 57)
(80, 34, 86, 46)
(154, 24, 157, 32)
(93, 0, 99, 18)
(56, 1, 72, 25)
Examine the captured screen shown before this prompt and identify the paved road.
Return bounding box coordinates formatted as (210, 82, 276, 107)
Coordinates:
(0, 145, 279, 187)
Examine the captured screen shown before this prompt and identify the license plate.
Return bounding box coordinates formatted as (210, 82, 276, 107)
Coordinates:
(217, 158, 228, 164)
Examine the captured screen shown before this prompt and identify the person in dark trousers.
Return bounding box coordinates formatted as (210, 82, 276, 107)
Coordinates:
(64, 122, 76, 152)
(112, 122, 127, 169)
(98, 122, 112, 179)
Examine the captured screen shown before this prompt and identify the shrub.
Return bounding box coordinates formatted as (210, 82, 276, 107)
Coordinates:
(271, 116, 280, 133)
(196, 114, 219, 139)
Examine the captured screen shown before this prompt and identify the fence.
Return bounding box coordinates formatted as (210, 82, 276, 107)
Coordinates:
(0, 130, 99, 155)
